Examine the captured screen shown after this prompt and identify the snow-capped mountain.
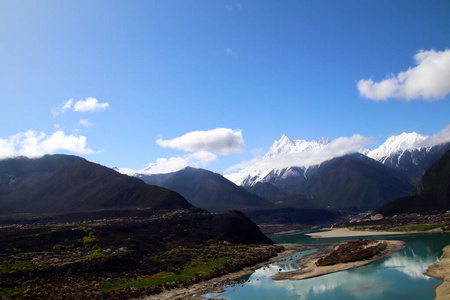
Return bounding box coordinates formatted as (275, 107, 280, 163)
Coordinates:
(225, 135, 333, 186)
(365, 132, 427, 163)
(265, 135, 330, 158)
(364, 132, 450, 184)
(225, 130, 450, 187)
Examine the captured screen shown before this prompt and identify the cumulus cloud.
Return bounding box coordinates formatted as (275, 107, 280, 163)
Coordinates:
(79, 119, 93, 128)
(226, 134, 373, 174)
(156, 128, 245, 155)
(0, 130, 95, 159)
(139, 151, 218, 174)
(73, 97, 109, 112)
(358, 49, 450, 101)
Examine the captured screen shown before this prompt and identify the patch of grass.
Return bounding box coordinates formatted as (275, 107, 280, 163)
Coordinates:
(0, 286, 27, 297)
(348, 226, 366, 231)
(98, 253, 242, 292)
(0, 260, 34, 274)
(390, 223, 443, 231)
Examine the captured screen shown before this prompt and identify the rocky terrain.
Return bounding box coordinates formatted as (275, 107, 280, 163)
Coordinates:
(0, 210, 279, 299)
(272, 239, 405, 281)
(315, 239, 387, 266)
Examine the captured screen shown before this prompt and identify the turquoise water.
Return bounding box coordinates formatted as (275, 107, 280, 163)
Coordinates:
(204, 232, 450, 300)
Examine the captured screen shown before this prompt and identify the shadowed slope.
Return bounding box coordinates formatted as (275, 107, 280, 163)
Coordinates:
(0, 155, 192, 214)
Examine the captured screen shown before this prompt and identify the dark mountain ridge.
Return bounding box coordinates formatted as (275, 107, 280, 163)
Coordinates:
(375, 150, 450, 216)
(0, 154, 274, 246)
(137, 167, 274, 213)
(0, 155, 192, 214)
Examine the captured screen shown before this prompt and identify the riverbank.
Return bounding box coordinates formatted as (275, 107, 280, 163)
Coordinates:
(147, 244, 308, 300)
(306, 227, 413, 238)
(271, 240, 405, 281)
(425, 245, 450, 300)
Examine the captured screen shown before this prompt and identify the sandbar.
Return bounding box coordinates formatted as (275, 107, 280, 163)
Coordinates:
(306, 228, 411, 238)
(272, 240, 405, 281)
(425, 245, 450, 300)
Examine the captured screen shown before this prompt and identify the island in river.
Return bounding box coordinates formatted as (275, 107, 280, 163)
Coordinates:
(272, 239, 405, 281)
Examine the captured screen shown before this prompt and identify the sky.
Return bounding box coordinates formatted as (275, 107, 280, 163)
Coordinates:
(1, 0, 449, 174)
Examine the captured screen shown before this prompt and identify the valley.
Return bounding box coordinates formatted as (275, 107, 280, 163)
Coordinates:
(0, 133, 449, 299)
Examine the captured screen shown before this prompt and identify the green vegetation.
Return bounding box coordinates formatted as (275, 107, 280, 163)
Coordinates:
(0, 260, 34, 274)
(389, 223, 443, 231)
(83, 231, 100, 251)
(348, 226, 366, 231)
(97, 245, 282, 293)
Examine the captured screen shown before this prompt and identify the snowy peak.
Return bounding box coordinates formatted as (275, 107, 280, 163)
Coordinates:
(265, 135, 330, 158)
(112, 166, 137, 176)
(366, 132, 427, 162)
(226, 135, 330, 186)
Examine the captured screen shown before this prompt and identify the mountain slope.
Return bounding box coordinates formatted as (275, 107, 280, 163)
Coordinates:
(365, 132, 450, 185)
(292, 153, 415, 210)
(252, 154, 414, 211)
(137, 167, 274, 212)
(366, 132, 427, 163)
(375, 150, 450, 216)
(0, 155, 192, 214)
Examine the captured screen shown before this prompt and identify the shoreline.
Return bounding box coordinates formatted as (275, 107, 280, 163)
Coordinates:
(145, 229, 424, 299)
(425, 245, 450, 300)
(305, 227, 415, 238)
(271, 240, 405, 281)
(147, 244, 308, 300)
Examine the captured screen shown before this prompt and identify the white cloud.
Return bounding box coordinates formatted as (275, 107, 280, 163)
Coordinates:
(0, 138, 15, 158)
(73, 97, 109, 112)
(51, 97, 109, 116)
(51, 99, 73, 117)
(0, 130, 94, 159)
(419, 124, 450, 148)
(225, 134, 373, 174)
(79, 119, 93, 128)
(139, 151, 218, 174)
(156, 128, 245, 155)
(358, 49, 450, 101)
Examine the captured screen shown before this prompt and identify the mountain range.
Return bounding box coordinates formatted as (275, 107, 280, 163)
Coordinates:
(366, 134, 450, 185)
(118, 131, 449, 213)
(0, 155, 192, 214)
(1, 130, 448, 226)
(225, 132, 450, 187)
(0, 154, 273, 244)
(374, 150, 450, 216)
(252, 153, 414, 211)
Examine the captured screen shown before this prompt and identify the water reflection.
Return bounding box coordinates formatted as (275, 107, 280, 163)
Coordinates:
(204, 233, 449, 300)
(381, 246, 438, 279)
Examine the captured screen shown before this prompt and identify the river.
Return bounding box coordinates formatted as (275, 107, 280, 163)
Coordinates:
(203, 231, 450, 299)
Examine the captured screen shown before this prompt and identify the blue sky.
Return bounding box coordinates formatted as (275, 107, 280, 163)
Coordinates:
(1, 0, 449, 173)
